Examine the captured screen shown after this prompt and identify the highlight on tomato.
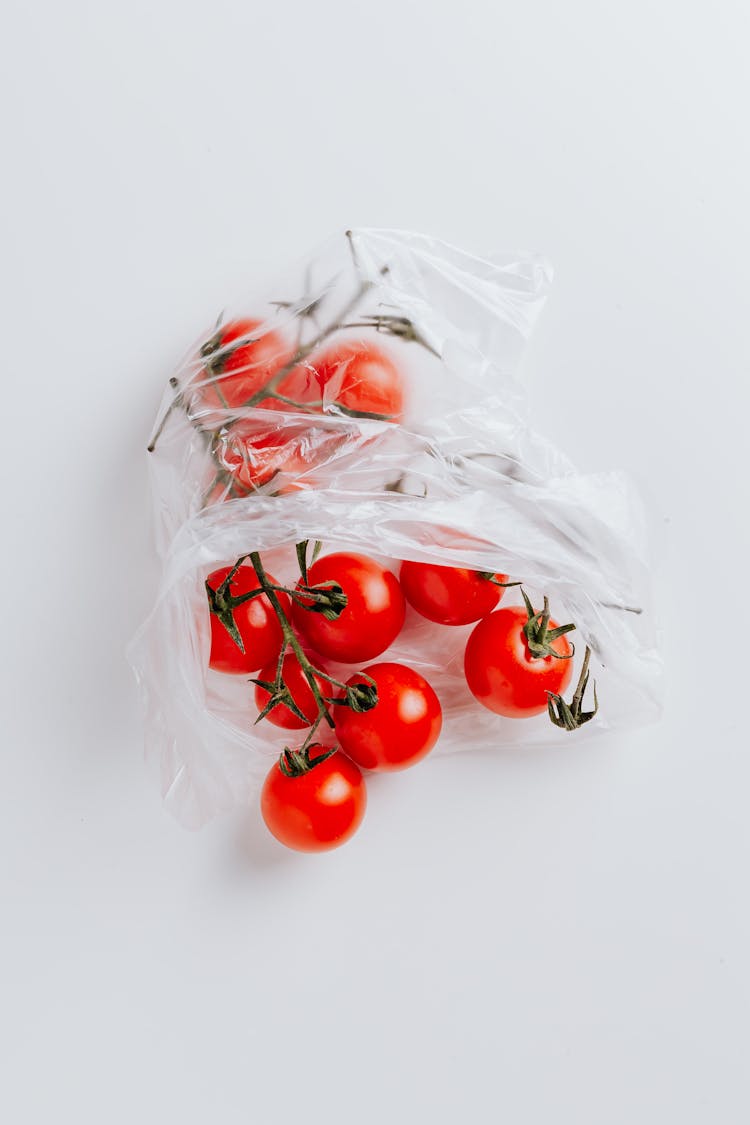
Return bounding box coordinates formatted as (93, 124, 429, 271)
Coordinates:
(400, 561, 516, 626)
(205, 562, 288, 675)
(292, 552, 406, 663)
(261, 745, 367, 852)
(334, 662, 442, 771)
(464, 591, 575, 717)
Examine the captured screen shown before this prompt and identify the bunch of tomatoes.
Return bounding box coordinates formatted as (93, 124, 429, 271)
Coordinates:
(162, 307, 598, 851)
(185, 316, 405, 500)
(206, 545, 593, 853)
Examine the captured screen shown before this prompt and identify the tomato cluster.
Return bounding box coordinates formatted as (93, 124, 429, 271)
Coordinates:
(206, 545, 593, 854)
(190, 318, 405, 499)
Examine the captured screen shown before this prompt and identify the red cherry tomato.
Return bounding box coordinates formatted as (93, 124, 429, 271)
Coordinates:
(261, 749, 366, 852)
(206, 563, 289, 675)
(335, 662, 442, 772)
(292, 552, 406, 663)
(254, 652, 331, 730)
(305, 340, 405, 420)
(400, 561, 512, 625)
(464, 606, 573, 717)
(211, 419, 354, 495)
(192, 318, 295, 415)
(213, 422, 312, 492)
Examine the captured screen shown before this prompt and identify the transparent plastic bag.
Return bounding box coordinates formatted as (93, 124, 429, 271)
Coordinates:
(129, 229, 660, 829)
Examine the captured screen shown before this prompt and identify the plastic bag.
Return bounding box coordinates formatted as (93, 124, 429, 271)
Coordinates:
(129, 229, 661, 830)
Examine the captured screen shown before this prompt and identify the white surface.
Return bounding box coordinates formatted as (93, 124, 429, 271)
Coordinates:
(1, 3, 748, 1123)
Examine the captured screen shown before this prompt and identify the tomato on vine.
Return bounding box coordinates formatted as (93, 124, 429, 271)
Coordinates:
(305, 339, 405, 420)
(261, 746, 367, 852)
(212, 421, 312, 493)
(400, 561, 515, 626)
(292, 552, 405, 663)
(464, 592, 575, 717)
(334, 662, 442, 771)
(211, 419, 354, 496)
(192, 318, 295, 415)
(205, 562, 288, 675)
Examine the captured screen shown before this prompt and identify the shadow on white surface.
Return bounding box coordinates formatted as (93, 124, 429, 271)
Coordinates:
(228, 805, 301, 874)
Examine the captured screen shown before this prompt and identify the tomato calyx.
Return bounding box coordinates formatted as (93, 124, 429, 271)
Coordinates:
(278, 743, 337, 778)
(335, 679, 379, 714)
(296, 582, 348, 621)
(250, 668, 313, 727)
(546, 646, 599, 730)
(205, 559, 268, 654)
(521, 588, 576, 660)
(293, 541, 349, 619)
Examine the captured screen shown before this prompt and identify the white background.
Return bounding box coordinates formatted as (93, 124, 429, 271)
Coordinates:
(2, 3, 748, 1122)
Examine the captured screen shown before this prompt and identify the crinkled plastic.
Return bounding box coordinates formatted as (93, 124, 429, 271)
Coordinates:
(129, 229, 661, 829)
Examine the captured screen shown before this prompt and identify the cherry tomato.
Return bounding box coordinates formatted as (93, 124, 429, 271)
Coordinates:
(400, 561, 512, 625)
(211, 419, 354, 495)
(213, 422, 312, 492)
(464, 606, 573, 717)
(193, 318, 295, 415)
(305, 340, 404, 420)
(206, 563, 289, 675)
(254, 652, 331, 730)
(261, 748, 366, 852)
(292, 552, 406, 663)
(335, 662, 442, 771)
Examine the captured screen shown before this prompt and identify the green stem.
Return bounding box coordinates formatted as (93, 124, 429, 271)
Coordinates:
(248, 551, 335, 729)
(546, 645, 599, 731)
(147, 377, 188, 453)
(241, 279, 374, 410)
(229, 582, 343, 611)
(299, 713, 327, 754)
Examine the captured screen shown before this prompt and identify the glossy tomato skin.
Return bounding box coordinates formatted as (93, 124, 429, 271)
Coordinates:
(305, 340, 405, 420)
(194, 318, 294, 415)
(292, 553, 406, 663)
(206, 564, 288, 675)
(464, 607, 573, 717)
(254, 652, 331, 730)
(400, 562, 511, 626)
(335, 662, 442, 772)
(261, 751, 366, 852)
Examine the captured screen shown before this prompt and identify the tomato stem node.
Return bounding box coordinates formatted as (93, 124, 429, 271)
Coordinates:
(278, 743, 337, 778)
